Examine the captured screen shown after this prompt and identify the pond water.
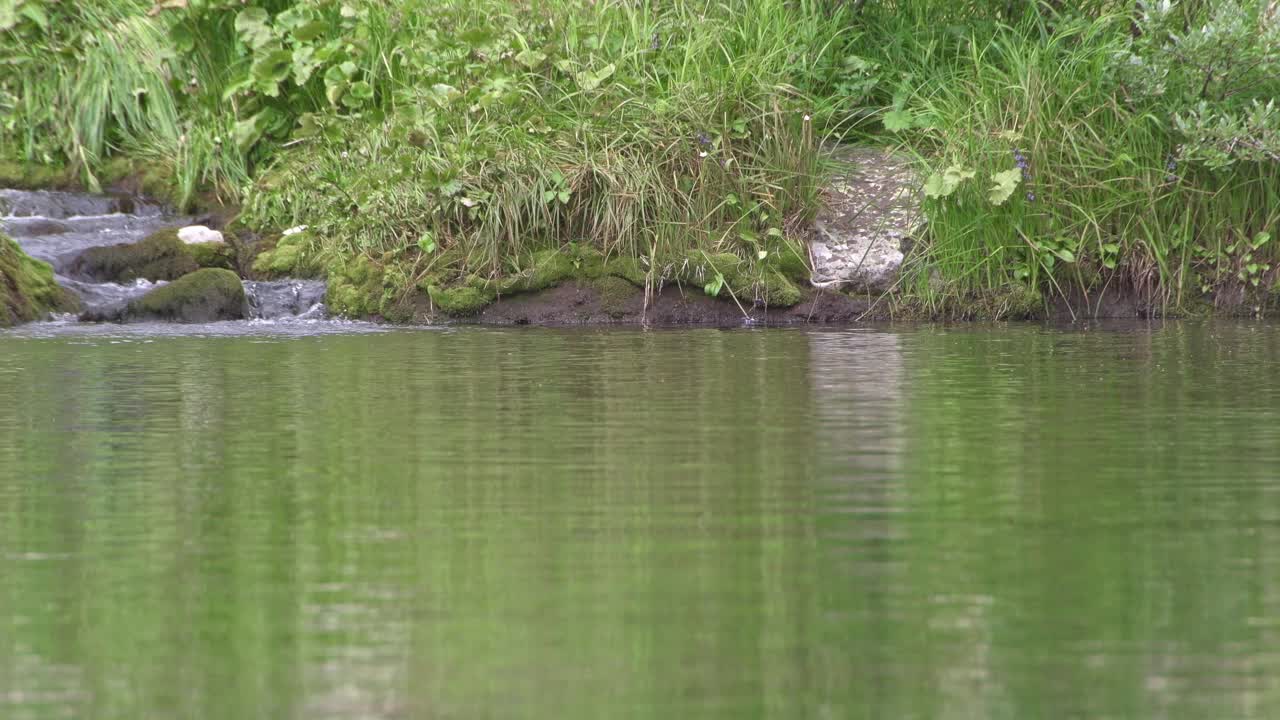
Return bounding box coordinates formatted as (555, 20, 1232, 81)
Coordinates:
(2, 321, 1279, 719)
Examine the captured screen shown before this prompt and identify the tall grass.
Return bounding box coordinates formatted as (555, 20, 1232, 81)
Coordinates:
(4, 0, 1278, 315)
(846, 2, 1280, 314)
(237, 0, 845, 291)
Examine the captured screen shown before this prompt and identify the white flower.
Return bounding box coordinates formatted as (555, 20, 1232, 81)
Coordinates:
(699, 151, 708, 158)
(341, 151, 349, 159)
(282, 225, 308, 236)
(803, 114, 811, 122)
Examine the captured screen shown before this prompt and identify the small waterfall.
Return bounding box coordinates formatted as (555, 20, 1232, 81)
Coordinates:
(244, 279, 328, 320)
(3, 188, 327, 323)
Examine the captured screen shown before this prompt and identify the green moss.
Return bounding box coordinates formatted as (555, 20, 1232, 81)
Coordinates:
(677, 251, 802, 308)
(126, 268, 245, 322)
(324, 254, 414, 318)
(770, 244, 811, 283)
(427, 284, 497, 316)
(591, 275, 638, 318)
(762, 268, 803, 307)
(602, 256, 647, 286)
(0, 161, 73, 190)
(497, 248, 579, 293)
(1, 235, 80, 327)
(186, 241, 236, 271)
(70, 228, 199, 282)
(250, 232, 322, 278)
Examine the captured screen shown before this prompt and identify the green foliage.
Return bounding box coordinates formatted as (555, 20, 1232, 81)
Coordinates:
(0, 234, 79, 326)
(1117, 0, 1280, 170)
(847, 1, 1280, 312)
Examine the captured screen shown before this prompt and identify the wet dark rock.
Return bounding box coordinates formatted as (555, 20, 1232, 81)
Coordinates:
(83, 268, 246, 323)
(67, 229, 200, 282)
(3, 218, 72, 238)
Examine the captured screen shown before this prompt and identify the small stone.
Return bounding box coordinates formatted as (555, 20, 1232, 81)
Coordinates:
(177, 225, 224, 245)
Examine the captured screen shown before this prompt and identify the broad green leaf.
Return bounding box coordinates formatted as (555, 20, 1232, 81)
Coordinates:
(575, 63, 615, 91)
(516, 49, 547, 69)
(430, 83, 459, 105)
(0, 0, 16, 31)
(292, 45, 319, 85)
(1252, 231, 1272, 249)
(923, 164, 976, 199)
(987, 168, 1022, 205)
(882, 109, 914, 132)
(1054, 248, 1076, 263)
(324, 64, 350, 105)
(235, 7, 275, 50)
(170, 21, 196, 53)
(294, 113, 321, 139)
(234, 111, 268, 153)
(418, 234, 437, 254)
(292, 20, 329, 42)
(923, 173, 947, 199)
(704, 272, 725, 297)
(19, 2, 47, 30)
(348, 80, 374, 100)
(252, 49, 293, 97)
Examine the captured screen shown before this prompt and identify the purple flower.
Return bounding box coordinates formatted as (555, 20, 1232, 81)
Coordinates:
(696, 131, 712, 147)
(1026, 192, 1036, 202)
(1014, 149, 1032, 180)
(650, 33, 661, 51)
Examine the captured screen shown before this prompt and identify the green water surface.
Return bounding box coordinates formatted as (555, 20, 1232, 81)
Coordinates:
(2, 322, 1278, 719)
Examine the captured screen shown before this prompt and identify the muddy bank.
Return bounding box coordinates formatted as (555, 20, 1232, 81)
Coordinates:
(382, 280, 1184, 327)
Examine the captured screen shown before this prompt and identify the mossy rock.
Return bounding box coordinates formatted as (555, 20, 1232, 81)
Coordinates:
(769, 243, 811, 283)
(119, 269, 245, 323)
(493, 244, 646, 295)
(1, 234, 80, 327)
(324, 254, 409, 318)
(592, 275, 638, 318)
(0, 161, 74, 190)
(95, 157, 181, 207)
(251, 232, 321, 278)
(603, 256, 648, 287)
(678, 251, 802, 308)
(69, 229, 199, 282)
(186, 241, 237, 271)
(427, 284, 497, 316)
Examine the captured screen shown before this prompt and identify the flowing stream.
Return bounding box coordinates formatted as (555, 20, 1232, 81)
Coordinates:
(1, 188, 326, 322)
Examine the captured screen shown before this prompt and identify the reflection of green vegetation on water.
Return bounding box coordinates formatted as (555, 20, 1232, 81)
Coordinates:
(0, 331, 820, 717)
(872, 324, 1280, 720)
(7, 1, 1277, 317)
(3, 326, 1280, 717)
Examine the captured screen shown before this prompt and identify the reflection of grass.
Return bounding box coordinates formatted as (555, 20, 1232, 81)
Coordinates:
(0, 330, 819, 715)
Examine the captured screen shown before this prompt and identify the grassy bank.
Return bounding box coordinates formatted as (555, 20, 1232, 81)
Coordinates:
(3, 0, 1278, 319)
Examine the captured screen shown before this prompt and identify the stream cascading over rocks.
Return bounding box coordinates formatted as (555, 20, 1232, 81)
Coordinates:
(0, 188, 326, 322)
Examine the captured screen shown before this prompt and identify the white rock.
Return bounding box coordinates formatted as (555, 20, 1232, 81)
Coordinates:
(808, 146, 922, 292)
(177, 225, 224, 245)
